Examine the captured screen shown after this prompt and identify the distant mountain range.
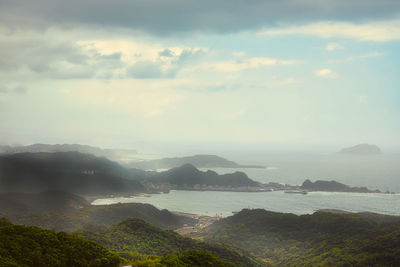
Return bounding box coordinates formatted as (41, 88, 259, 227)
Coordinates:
(127, 154, 265, 170)
(0, 143, 137, 161)
(338, 144, 381, 155)
(0, 151, 263, 196)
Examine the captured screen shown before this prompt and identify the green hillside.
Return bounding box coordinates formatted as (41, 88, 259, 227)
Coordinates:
(0, 218, 121, 267)
(4, 202, 195, 232)
(75, 218, 257, 266)
(200, 209, 400, 266)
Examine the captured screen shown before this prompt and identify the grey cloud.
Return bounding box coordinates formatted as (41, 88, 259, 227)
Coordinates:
(13, 86, 27, 94)
(0, 85, 28, 94)
(0, 38, 125, 79)
(159, 49, 174, 57)
(1, 0, 399, 35)
(127, 61, 166, 79)
(0, 85, 8, 93)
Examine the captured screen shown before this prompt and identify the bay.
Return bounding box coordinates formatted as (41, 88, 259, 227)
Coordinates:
(92, 190, 400, 217)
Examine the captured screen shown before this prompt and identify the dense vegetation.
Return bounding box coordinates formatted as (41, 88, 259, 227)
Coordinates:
(3, 201, 195, 232)
(199, 209, 400, 266)
(75, 218, 256, 266)
(0, 152, 145, 195)
(0, 218, 121, 267)
(124, 250, 234, 267)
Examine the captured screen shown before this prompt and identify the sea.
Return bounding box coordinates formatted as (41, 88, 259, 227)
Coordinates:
(93, 152, 400, 217)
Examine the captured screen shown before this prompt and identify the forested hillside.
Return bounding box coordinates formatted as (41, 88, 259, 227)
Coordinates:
(0, 218, 121, 267)
(75, 218, 256, 266)
(199, 209, 400, 266)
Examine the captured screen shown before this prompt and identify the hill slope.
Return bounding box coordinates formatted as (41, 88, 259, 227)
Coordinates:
(3, 201, 195, 232)
(200, 209, 400, 266)
(0, 152, 145, 195)
(0, 218, 121, 267)
(75, 218, 256, 266)
(149, 164, 260, 188)
(0, 191, 89, 213)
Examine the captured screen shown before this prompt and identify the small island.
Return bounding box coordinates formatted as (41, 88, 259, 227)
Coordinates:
(338, 144, 381, 155)
(300, 179, 382, 193)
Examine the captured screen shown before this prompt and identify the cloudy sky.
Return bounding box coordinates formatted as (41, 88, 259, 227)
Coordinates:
(0, 0, 399, 152)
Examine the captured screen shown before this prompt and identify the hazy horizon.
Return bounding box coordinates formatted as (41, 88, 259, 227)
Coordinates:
(1, 0, 399, 151)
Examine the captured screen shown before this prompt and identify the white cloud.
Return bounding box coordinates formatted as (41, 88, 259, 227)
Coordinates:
(325, 43, 343, 51)
(232, 51, 246, 57)
(210, 57, 298, 72)
(260, 20, 400, 42)
(359, 95, 368, 103)
(315, 68, 335, 77)
(344, 52, 385, 62)
(329, 52, 385, 63)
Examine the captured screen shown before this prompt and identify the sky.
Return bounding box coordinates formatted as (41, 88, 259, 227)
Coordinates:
(0, 0, 399, 152)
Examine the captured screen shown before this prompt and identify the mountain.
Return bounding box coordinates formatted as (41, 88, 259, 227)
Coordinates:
(300, 179, 381, 193)
(148, 164, 260, 188)
(0, 152, 145, 195)
(127, 154, 265, 170)
(75, 218, 256, 266)
(0, 218, 233, 267)
(199, 209, 400, 266)
(2, 200, 195, 231)
(0, 218, 121, 267)
(0, 191, 89, 213)
(0, 143, 137, 161)
(338, 144, 381, 155)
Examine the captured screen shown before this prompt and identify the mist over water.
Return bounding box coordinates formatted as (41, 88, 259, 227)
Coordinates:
(200, 151, 400, 192)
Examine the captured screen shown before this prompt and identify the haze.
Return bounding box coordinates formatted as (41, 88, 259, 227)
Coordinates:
(0, 0, 399, 153)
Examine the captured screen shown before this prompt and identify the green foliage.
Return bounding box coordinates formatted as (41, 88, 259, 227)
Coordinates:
(75, 218, 256, 266)
(200, 209, 400, 266)
(0, 220, 121, 267)
(128, 250, 234, 267)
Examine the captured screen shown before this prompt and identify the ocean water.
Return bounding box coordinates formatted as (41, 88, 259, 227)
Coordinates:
(199, 152, 400, 193)
(92, 190, 400, 217)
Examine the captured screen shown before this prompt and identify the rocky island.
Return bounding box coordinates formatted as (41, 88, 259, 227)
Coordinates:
(338, 144, 381, 155)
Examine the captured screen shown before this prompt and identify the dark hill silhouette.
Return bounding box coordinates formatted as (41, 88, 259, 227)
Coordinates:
(151, 164, 260, 187)
(0, 152, 145, 195)
(0, 191, 89, 213)
(0, 143, 137, 160)
(301, 179, 381, 193)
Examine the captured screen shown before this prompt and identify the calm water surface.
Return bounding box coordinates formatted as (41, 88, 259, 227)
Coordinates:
(92, 190, 400, 217)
